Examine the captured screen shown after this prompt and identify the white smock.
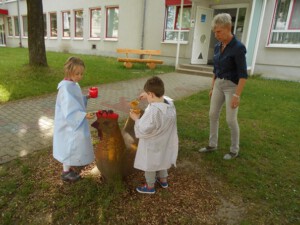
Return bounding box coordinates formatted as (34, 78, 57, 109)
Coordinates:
(53, 80, 94, 166)
(134, 96, 178, 172)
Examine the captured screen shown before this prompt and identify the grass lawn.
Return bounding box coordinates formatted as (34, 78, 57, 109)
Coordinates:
(0, 74, 299, 224)
(0, 48, 174, 103)
(176, 77, 300, 224)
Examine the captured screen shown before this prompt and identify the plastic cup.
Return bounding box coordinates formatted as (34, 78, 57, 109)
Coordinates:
(89, 87, 98, 98)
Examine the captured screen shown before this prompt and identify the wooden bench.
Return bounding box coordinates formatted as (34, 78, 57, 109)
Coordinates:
(117, 48, 163, 69)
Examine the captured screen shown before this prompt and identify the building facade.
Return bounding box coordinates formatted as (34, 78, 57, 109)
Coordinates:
(0, 0, 299, 81)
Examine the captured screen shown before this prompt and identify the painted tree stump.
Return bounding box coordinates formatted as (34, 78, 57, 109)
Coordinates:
(91, 110, 138, 181)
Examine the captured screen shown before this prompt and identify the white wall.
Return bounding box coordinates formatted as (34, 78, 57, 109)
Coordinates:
(254, 0, 300, 80)
(2, 0, 217, 65)
(6, 0, 298, 80)
(4, 0, 144, 57)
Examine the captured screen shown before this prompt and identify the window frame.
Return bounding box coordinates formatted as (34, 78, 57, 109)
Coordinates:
(90, 7, 101, 39)
(105, 6, 119, 39)
(62, 11, 71, 38)
(267, 0, 300, 48)
(163, 4, 192, 44)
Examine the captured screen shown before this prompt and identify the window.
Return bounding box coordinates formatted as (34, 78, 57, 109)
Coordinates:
(22, 15, 28, 37)
(43, 14, 47, 37)
(14, 16, 19, 36)
(90, 8, 101, 38)
(7, 17, 13, 36)
(269, 0, 300, 46)
(164, 1, 191, 42)
(106, 7, 119, 38)
(0, 17, 4, 45)
(50, 12, 57, 37)
(62, 11, 71, 37)
(74, 10, 83, 38)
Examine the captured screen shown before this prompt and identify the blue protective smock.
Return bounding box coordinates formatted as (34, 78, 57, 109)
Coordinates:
(53, 80, 94, 166)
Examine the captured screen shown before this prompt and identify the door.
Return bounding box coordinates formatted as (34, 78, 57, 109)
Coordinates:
(191, 7, 213, 64)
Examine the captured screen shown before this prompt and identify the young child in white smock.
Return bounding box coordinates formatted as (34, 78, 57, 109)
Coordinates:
(129, 76, 178, 194)
(53, 57, 95, 182)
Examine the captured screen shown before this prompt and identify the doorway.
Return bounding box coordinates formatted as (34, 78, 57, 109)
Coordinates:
(207, 5, 248, 64)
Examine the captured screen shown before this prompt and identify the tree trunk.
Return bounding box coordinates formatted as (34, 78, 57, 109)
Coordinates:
(26, 0, 48, 67)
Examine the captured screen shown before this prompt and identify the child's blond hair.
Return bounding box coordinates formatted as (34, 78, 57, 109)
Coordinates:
(64, 57, 85, 78)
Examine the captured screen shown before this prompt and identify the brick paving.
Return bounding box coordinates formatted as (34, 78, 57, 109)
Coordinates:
(0, 73, 211, 164)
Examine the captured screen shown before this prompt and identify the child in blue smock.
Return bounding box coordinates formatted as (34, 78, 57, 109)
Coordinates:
(53, 57, 95, 182)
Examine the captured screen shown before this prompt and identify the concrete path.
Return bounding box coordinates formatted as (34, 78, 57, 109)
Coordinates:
(0, 73, 211, 164)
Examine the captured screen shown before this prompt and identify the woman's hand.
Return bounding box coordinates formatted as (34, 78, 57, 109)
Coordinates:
(231, 94, 240, 109)
(209, 89, 213, 98)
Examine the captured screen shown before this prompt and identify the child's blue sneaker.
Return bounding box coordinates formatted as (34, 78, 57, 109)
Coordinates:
(136, 184, 155, 194)
(156, 179, 168, 188)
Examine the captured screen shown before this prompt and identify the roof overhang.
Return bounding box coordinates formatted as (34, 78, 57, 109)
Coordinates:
(166, 0, 192, 6)
(0, 9, 8, 15)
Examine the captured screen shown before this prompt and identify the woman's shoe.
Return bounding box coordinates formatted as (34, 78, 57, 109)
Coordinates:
(199, 146, 217, 153)
(223, 152, 238, 160)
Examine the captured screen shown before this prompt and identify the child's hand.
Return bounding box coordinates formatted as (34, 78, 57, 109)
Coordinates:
(86, 112, 95, 119)
(139, 92, 147, 100)
(129, 109, 141, 121)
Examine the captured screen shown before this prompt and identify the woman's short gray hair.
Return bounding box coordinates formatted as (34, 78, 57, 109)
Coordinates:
(211, 13, 232, 29)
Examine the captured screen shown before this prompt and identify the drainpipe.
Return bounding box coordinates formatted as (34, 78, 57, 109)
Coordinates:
(141, 0, 146, 56)
(175, 0, 184, 69)
(17, 0, 22, 47)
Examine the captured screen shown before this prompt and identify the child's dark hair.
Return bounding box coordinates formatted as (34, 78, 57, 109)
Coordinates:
(64, 57, 85, 77)
(144, 76, 165, 97)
